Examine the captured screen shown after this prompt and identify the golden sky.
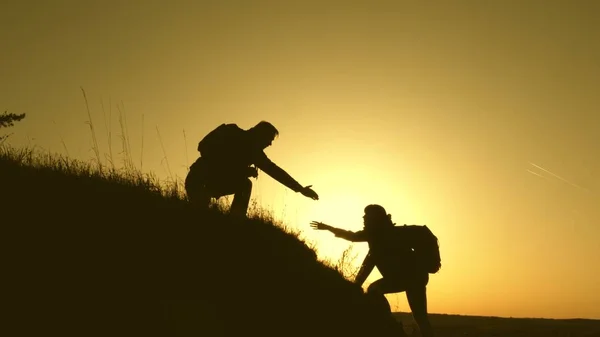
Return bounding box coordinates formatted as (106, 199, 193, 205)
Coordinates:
(2, 0, 599, 319)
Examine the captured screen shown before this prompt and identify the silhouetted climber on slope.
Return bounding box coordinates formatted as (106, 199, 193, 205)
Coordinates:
(311, 204, 440, 337)
(185, 121, 319, 216)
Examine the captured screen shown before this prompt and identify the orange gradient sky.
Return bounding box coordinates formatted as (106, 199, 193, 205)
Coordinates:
(2, 0, 599, 320)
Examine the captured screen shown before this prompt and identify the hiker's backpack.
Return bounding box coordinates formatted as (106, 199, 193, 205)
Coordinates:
(197, 123, 242, 159)
(404, 225, 442, 274)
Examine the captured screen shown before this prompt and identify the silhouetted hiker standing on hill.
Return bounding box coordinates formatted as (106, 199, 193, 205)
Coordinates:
(185, 121, 319, 217)
(310, 204, 438, 337)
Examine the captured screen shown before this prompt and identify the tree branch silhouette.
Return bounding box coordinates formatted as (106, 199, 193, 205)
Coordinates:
(0, 110, 26, 142)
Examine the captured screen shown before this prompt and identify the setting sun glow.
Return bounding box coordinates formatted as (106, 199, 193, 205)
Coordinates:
(2, 0, 599, 320)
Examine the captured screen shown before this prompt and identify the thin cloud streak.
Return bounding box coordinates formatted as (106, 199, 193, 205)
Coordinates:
(526, 169, 552, 181)
(528, 162, 590, 193)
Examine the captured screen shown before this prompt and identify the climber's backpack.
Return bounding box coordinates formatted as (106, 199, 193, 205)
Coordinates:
(402, 224, 442, 274)
(197, 123, 243, 160)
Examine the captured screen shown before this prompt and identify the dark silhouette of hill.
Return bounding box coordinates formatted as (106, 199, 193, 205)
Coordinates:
(392, 312, 600, 337)
(0, 146, 404, 337)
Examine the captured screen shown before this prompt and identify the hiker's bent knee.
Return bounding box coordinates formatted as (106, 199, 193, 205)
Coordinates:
(365, 291, 391, 315)
(188, 190, 210, 206)
(367, 282, 382, 295)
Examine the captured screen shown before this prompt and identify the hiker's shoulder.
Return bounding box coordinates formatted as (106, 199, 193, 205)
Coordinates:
(218, 123, 242, 131)
(392, 224, 411, 231)
(213, 123, 245, 137)
(392, 225, 422, 237)
(394, 224, 424, 230)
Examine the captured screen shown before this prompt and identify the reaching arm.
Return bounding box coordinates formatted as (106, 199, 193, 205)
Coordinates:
(329, 227, 368, 242)
(354, 252, 375, 287)
(254, 151, 304, 192)
(310, 222, 368, 242)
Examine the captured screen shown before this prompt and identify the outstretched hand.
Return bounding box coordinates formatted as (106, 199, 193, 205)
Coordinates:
(310, 221, 331, 231)
(300, 185, 319, 200)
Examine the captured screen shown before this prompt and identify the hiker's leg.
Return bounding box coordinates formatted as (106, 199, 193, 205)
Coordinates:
(229, 178, 252, 217)
(188, 188, 211, 209)
(366, 279, 395, 313)
(207, 177, 252, 217)
(185, 158, 213, 210)
(366, 278, 407, 336)
(406, 285, 434, 337)
(367, 277, 407, 295)
(185, 176, 211, 210)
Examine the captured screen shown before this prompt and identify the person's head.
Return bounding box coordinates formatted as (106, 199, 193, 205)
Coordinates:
(362, 204, 394, 231)
(248, 121, 279, 149)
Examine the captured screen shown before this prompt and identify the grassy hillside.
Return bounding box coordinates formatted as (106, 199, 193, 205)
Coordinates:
(6, 145, 598, 337)
(0, 145, 404, 337)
